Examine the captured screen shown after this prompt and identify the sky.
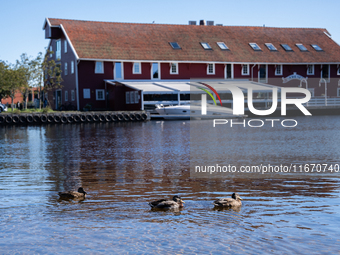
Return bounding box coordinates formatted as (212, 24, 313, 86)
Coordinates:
(1, 0, 340, 64)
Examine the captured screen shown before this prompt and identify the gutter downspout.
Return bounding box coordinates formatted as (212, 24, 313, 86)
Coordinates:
(76, 60, 80, 111)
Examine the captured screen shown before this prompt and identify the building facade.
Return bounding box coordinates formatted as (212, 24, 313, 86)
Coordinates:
(43, 18, 340, 111)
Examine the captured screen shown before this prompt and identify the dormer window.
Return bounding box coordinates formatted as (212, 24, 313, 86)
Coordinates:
(311, 44, 323, 51)
(249, 43, 261, 51)
(296, 43, 308, 51)
(217, 42, 229, 50)
(169, 42, 181, 49)
(265, 43, 277, 51)
(200, 42, 212, 50)
(281, 44, 293, 51)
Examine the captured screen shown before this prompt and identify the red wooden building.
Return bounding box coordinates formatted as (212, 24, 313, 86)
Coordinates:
(43, 18, 340, 111)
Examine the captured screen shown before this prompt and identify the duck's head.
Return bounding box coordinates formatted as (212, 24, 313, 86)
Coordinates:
(78, 187, 87, 194)
(173, 195, 185, 207)
(232, 193, 242, 201)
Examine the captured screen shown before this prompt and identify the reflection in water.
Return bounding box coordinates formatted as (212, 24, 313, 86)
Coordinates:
(0, 117, 340, 253)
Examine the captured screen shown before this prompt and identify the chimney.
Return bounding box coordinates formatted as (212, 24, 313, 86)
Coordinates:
(216, 24, 223, 26)
(189, 20, 197, 25)
(199, 20, 206, 26)
(207, 21, 214, 26)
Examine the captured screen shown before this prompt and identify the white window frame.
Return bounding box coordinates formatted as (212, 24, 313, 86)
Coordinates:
(170, 63, 178, 74)
(242, 64, 249, 75)
(151, 62, 160, 80)
(217, 42, 229, 50)
(71, 90, 75, 101)
(133, 62, 141, 74)
(65, 91, 68, 101)
(249, 43, 261, 51)
(307, 65, 314, 75)
(296, 43, 308, 51)
(114, 62, 124, 80)
(64, 62, 68, 75)
(56, 40, 61, 60)
(95, 61, 104, 74)
(275, 65, 283, 76)
(96, 89, 105, 100)
(64, 40, 67, 53)
(200, 42, 212, 50)
(265, 43, 277, 51)
(71, 61, 74, 74)
(83, 89, 91, 99)
(207, 63, 215, 75)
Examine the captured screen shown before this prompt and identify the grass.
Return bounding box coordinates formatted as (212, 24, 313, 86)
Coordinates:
(2, 107, 55, 114)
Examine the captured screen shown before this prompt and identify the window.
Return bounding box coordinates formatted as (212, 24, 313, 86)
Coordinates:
(64, 62, 68, 75)
(65, 91, 68, 101)
(71, 61, 74, 74)
(170, 63, 178, 74)
(96, 89, 105, 100)
(64, 40, 67, 53)
(169, 42, 181, 49)
(200, 42, 212, 50)
(56, 40, 61, 60)
(275, 65, 282, 75)
(249, 43, 261, 51)
(217, 42, 229, 50)
(83, 89, 90, 99)
(151, 63, 160, 79)
(338, 67, 340, 75)
(337, 88, 340, 97)
(71, 90, 75, 101)
(133, 62, 141, 74)
(226, 64, 232, 79)
(126, 92, 130, 104)
(265, 43, 277, 51)
(281, 44, 293, 51)
(307, 65, 314, 75)
(296, 43, 308, 51)
(207, 63, 215, 75)
(95, 61, 104, 74)
(115, 62, 123, 79)
(49, 46, 53, 57)
(311, 44, 323, 51)
(242, 64, 249, 75)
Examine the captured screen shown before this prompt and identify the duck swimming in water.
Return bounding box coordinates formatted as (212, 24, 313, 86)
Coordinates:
(213, 193, 243, 208)
(148, 195, 185, 209)
(58, 187, 87, 199)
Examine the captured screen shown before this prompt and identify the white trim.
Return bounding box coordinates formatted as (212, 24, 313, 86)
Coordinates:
(275, 64, 283, 76)
(96, 89, 105, 100)
(207, 63, 215, 75)
(114, 62, 124, 80)
(78, 58, 340, 65)
(170, 63, 178, 74)
(307, 64, 314, 75)
(133, 62, 141, 74)
(95, 61, 104, 74)
(242, 64, 249, 75)
(151, 62, 160, 80)
(59, 24, 79, 60)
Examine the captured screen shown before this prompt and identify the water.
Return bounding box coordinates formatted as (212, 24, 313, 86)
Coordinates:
(0, 117, 340, 254)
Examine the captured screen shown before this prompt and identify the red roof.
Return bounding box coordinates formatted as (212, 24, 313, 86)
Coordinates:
(47, 18, 340, 63)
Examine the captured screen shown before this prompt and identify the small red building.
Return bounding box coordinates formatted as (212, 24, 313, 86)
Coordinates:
(43, 18, 340, 111)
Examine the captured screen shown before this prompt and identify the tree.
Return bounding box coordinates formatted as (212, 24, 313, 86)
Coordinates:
(41, 50, 63, 107)
(0, 61, 11, 101)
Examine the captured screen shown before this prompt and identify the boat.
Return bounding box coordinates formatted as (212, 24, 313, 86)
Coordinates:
(153, 103, 246, 120)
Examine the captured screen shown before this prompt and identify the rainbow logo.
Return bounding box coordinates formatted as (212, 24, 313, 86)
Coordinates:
(199, 82, 223, 106)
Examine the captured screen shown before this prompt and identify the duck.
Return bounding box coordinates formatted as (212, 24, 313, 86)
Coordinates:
(149, 195, 185, 209)
(213, 193, 243, 207)
(58, 187, 87, 199)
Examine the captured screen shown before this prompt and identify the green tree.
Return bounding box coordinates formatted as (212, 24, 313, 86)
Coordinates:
(0, 61, 11, 101)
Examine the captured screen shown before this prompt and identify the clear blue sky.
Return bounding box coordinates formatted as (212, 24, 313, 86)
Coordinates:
(1, 0, 339, 64)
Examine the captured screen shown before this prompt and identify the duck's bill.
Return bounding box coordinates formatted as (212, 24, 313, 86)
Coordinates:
(181, 200, 185, 203)
(239, 198, 243, 200)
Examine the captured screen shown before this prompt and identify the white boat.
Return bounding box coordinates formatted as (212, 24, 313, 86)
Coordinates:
(154, 103, 246, 120)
